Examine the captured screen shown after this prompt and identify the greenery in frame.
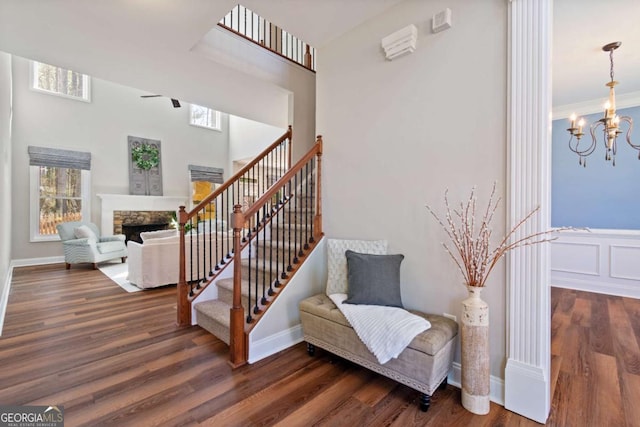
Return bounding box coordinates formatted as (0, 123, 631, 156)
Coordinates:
(131, 143, 160, 170)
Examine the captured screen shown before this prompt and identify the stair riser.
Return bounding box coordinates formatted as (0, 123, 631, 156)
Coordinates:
(249, 245, 309, 265)
(280, 210, 315, 225)
(195, 311, 230, 345)
(240, 263, 284, 285)
(217, 284, 277, 311)
(267, 227, 313, 243)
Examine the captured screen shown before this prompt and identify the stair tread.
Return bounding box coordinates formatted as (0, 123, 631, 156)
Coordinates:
(270, 223, 311, 230)
(194, 299, 231, 327)
(217, 277, 285, 294)
(240, 256, 289, 269)
(257, 239, 314, 249)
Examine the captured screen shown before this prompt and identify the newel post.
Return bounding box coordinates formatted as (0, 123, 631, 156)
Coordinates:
(177, 206, 191, 326)
(314, 135, 323, 238)
(229, 204, 247, 368)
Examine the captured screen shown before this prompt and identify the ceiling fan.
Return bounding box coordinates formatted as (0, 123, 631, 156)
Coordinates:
(140, 94, 181, 108)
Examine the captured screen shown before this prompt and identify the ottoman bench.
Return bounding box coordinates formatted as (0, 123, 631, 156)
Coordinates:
(299, 293, 458, 411)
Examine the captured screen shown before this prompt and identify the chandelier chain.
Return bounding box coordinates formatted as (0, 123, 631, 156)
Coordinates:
(610, 49, 615, 82)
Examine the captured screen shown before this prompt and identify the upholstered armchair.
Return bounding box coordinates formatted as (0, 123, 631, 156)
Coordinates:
(56, 221, 127, 269)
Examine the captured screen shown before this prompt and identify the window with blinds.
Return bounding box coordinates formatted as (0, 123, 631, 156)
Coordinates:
(28, 146, 92, 241)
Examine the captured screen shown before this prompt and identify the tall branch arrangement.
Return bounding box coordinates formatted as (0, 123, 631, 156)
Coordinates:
(425, 183, 558, 288)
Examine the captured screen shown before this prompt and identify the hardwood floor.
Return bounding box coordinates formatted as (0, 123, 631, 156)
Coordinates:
(0, 266, 635, 426)
(548, 287, 640, 426)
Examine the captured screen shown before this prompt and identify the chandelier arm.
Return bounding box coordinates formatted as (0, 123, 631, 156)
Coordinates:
(619, 116, 639, 151)
(568, 127, 596, 157)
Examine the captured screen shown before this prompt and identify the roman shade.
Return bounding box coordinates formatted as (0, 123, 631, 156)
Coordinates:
(188, 164, 224, 184)
(28, 146, 91, 170)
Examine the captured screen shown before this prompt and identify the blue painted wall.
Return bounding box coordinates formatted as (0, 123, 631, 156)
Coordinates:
(552, 105, 640, 230)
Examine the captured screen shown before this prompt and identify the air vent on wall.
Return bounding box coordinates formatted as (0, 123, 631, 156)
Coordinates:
(381, 24, 417, 61)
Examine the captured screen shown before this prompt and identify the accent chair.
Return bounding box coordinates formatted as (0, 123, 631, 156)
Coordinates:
(56, 221, 127, 269)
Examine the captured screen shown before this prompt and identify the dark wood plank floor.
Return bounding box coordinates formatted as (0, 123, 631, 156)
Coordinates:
(0, 265, 635, 426)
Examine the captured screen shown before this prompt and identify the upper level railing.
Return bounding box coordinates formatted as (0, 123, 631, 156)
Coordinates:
(176, 126, 292, 326)
(219, 4, 316, 71)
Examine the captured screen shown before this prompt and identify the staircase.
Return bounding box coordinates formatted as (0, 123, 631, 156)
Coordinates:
(177, 128, 323, 367)
(193, 203, 315, 345)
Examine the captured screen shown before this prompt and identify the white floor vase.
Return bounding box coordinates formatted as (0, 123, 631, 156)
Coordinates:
(460, 285, 490, 415)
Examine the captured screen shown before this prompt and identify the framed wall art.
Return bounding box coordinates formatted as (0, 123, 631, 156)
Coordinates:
(128, 136, 163, 196)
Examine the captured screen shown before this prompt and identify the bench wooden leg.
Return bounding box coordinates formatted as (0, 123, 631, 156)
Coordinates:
(307, 342, 315, 356)
(420, 393, 431, 412)
(92, 263, 98, 270)
(121, 257, 127, 263)
(439, 376, 448, 391)
(65, 263, 71, 270)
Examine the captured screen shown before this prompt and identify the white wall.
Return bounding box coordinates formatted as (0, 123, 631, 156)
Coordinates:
(229, 115, 286, 167)
(551, 229, 640, 298)
(317, 0, 508, 379)
(11, 55, 230, 260)
(0, 51, 12, 328)
(193, 27, 316, 161)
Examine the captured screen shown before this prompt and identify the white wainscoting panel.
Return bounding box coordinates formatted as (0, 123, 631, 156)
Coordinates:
(551, 229, 640, 299)
(550, 242, 600, 276)
(610, 245, 640, 281)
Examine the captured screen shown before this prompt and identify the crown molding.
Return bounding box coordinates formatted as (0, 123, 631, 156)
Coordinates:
(553, 90, 640, 120)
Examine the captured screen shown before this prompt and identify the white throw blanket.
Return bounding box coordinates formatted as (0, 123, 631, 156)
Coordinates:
(329, 293, 431, 364)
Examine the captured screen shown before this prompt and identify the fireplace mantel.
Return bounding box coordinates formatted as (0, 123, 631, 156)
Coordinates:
(98, 194, 188, 236)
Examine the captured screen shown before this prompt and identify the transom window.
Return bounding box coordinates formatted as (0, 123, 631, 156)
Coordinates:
(189, 104, 221, 131)
(30, 61, 91, 102)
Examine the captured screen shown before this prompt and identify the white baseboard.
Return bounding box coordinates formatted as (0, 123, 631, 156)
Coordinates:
(0, 263, 13, 336)
(448, 362, 504, 406)
(248, 324, 303, 364)
(11, 256, 64, 267)
(504, 359, 549, 423)
(552, 277, 640, 299)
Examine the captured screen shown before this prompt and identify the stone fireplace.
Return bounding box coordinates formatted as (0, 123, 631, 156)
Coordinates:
(97, 194, 188, 237)
(114, 210, 174, 243)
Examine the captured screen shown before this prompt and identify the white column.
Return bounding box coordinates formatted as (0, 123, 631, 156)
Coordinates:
(505, 0, 552, 423)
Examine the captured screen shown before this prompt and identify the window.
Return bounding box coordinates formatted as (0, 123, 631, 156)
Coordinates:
(189, 104, 221, 131)
(30, 61, 91, 102)
(188, 164, 224, 206)
(28, 146, 91, 242)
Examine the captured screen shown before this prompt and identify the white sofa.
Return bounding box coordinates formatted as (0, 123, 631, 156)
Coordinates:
(127, 229, 233, 289)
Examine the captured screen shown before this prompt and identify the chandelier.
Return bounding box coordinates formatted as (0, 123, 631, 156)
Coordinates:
(566, 42, 639, 167)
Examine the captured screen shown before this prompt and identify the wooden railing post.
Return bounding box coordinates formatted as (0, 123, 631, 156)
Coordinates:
(287, 125, 293, 170)
(304, 45, 312, 69)
(229, 204, 247, 368)
(314, 136, 323, 238)
(177, 206, 191, 326)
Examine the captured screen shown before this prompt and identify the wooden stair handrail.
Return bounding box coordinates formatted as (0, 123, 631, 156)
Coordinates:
(184, 125, 292, 221)
(242, 136, 322, 220)
(228, 135, 323, 367)
(176, 126, 292, 327)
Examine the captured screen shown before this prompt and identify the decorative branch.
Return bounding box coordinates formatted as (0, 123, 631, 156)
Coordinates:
(426, 182, 564, 288)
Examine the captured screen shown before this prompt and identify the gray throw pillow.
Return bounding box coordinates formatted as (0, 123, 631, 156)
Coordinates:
(344, 250, 404, 308)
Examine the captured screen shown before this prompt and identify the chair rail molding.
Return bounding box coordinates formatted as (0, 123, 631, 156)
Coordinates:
(505, 0, 552, 423)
